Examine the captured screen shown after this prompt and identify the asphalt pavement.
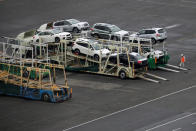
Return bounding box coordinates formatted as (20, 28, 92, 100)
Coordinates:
(0, 0, 196, 131)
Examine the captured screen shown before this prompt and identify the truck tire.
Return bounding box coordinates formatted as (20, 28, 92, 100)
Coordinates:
(42, 93, 50, 102)
(119, 70, 126, 79)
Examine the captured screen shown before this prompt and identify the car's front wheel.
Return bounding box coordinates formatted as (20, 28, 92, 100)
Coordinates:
(55, 37, 60, 43)
(73, 27, 79, 33)
(94, 54, 99, 61)
(151, 38, 157, 44)
(74, 49, 80, 55)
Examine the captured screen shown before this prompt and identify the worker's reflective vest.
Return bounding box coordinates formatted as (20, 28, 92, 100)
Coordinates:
(181, 56, 185, 63)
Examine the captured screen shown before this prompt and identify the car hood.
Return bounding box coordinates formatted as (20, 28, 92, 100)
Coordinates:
(95, 48, 110, 55)
(129, 32, 138, 37)
(114, 30, 129, 36)
(57, 32, 71, 36)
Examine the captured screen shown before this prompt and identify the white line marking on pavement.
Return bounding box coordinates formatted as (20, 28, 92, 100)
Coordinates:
(165, 24, 181, 29)
(172, 128, 182, 131)
(146, 113, 196, 131)
(63, 85, 196, 131)
(181, 0, 196, 4)
(192, 121, 196, 125)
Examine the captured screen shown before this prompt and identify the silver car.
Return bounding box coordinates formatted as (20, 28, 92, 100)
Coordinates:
(91, 23, 129, 41)
(53, 19, 90, 33)
(130, 28, 167, 44)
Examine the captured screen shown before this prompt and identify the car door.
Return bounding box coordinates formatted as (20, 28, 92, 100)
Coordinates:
(54, 21, 65, 30)
(138, 30, 146, 38)
(40, 32, 53, 43)
(146, 30, 156, 39)
(38, 32, 47, 42)
(76, 42, 88, 55)
(63, 21, 72, 32)
(100, 26, 110, 39)
(89, 45, 95, 56)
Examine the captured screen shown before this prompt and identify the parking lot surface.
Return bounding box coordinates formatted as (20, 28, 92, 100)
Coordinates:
(0, 0, 196, 131)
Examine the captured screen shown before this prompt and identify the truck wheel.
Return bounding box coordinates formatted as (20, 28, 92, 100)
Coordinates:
(42, 94, 50, 102)
(119, 70, 126, 79)
(55, 37, 60, 43)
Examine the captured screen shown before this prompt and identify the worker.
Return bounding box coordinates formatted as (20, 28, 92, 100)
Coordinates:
(179, 54, 185, 67)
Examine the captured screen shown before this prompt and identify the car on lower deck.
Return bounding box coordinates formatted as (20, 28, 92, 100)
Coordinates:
(109, 52, 148, 68)
(132, 46, 164, 59)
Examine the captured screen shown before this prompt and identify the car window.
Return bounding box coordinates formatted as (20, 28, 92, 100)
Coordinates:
(129, 55, 135, 61)
(94, 25, 101, 30)
(158, 29, 165, 33)
(39, 32, 45, 36)
(144, 30, 155, 34)
(54, 21, 64, 26)
(67, 19, 80, 24)
(110, 25, 121, 32)
(77, 42, 89, 48)
(139, 30, 145, 34)
(104, 27, 111, 32)
(45, 32, 51, 35)
(64, 21, 71, 25)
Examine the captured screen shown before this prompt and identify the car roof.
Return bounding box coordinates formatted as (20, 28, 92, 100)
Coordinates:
(142, 27, 163, 31)
(76, 38, 92, 43)
(93, 23, 116, 28)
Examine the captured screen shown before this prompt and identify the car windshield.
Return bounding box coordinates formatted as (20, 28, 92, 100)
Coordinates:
(110, 25, 121, 32)
(68, 19, 80, 24)
(91, 41, 103, 50)
(158, 29, 165, 33)
(52, 29, 62, 34)
(133, 54, 145, 60)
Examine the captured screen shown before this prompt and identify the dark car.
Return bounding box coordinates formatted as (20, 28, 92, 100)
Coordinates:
(91, 23, 129, 41)
(109, 52, 148, 68)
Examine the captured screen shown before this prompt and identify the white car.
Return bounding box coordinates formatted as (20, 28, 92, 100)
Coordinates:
(72, 38, 111, 60)
(33, 29, 72, 43)
(133, 46, 164, 59)
(130, 28, 167, 44)
(143, 48, 164, 59)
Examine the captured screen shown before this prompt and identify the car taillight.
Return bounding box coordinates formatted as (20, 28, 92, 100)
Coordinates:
(90, 28, 94, 31)
(138, 61, 142, 64)
(156, 33, 160, 37)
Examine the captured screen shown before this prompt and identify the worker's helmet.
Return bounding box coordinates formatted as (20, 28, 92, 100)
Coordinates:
(181, 54, 184, 56)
